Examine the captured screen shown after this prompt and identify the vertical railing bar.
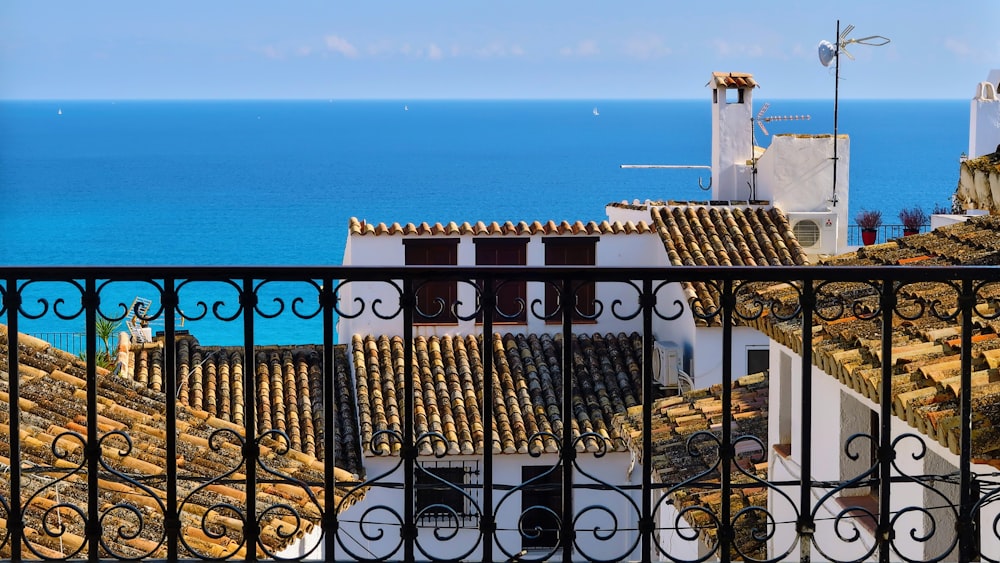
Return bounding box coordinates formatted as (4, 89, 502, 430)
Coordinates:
(163, 278, 180, 562)
(242, 278, 259, 561)
(640, 278, 654, 563)
(481, 274, 495, 563)
(720, 278, 734, 563)
(798, 278, 815, 562)
(878, 279, 896, 563)
(85, 277, 99, 563)
(958, 279, 975, 561)
(322, 277, 337, 560)
(561, 277, 575, 563)
(5, 278, 24, 562)
(402, 277, 416, 563)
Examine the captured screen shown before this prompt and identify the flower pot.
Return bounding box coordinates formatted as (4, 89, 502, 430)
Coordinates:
(903, 228, 919, 237)
(861, 228, 877, 245)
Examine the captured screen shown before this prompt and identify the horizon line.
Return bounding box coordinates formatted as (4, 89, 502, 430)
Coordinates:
(0, 96, 968, 102)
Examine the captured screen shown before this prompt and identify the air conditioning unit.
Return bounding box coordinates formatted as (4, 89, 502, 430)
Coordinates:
(786, 211, 838, 255)
(651, 341, 682, 387)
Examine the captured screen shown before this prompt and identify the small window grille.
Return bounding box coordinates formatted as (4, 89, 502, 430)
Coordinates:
(415, 460, 480, 526)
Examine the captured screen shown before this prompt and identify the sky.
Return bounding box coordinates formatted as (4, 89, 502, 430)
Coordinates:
(1, 1, 997, 100)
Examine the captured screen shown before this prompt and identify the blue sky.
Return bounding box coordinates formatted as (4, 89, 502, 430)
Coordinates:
(1, 1, 997, 100)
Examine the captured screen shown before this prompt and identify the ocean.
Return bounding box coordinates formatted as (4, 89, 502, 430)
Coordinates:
(0, 99, 969, 344)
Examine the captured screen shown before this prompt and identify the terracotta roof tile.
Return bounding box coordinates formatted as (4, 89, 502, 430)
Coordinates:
(348, 216, 653, 237)
(353, 332, 649, 457)
(741, 215, 1000, 461)
(125, 338, 363, 477)
(650, 205, 809, 327)
(0, 324, 364, 559)
(710, 71, 759, 89)
(614, 372, 769, 559)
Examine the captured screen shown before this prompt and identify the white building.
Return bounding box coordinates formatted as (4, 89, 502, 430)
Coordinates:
(331, 71, 852, 561)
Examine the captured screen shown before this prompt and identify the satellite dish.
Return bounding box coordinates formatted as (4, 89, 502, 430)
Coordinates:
(818, 40, 837, 67)
(818, 25, 889, 68)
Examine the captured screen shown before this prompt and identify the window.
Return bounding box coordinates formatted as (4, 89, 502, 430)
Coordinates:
(404, 239, 458, 324)
(521, 465, 562, 550)
(415, 461, 478, 525)
(776, 352, 792, 457)
(836, 392, 879, 534)
(747, 347, 769, 375)
(543, 237, 596, 322)
(474, 238, 527, 323)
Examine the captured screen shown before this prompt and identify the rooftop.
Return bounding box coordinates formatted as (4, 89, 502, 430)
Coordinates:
(0, 325, 363, 559)
(352, 331, 651, 457)
(740, 215, 1000, 463)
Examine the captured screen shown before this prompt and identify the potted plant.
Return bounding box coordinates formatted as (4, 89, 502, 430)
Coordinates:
(899, 206, 928, 236)
(855, 209, 882, 245)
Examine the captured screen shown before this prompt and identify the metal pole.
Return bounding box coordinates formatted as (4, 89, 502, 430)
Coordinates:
(832, 19, 840, 207)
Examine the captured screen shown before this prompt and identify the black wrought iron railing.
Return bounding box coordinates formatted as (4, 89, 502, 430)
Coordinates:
(847, 223, 928, 246)
(1, 265, 999, 562)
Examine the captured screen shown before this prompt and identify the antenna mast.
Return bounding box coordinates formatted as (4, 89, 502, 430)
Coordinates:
(819, 20, 889, 207)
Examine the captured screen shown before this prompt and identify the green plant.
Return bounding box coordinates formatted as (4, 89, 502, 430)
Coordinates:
(94, 317, 121, 369)
(899, 207, 929, 231)
(854, 209, 883, 230)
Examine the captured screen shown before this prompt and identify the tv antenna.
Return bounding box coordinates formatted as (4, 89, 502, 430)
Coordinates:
(818, 21, 889, 206)
(748, 102, 811, 198)
(754, 102, 810, 138)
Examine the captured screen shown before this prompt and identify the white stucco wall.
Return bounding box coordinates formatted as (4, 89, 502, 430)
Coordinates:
(969, 69, 1000, 159)
(690, 326, 770, 389)
(755, 134, 850, 256)
(656, 503, 705, 561)
(333, 452, 641, 562)
(767, 340, 1000, 562)
(712, 86, 754, 201)
(337, 231, 687, 341)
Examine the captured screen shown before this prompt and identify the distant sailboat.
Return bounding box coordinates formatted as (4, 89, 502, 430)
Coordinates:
(592, 107, 599, 116)
(404, 105, 409, 111)
(57, 108, 62, 116)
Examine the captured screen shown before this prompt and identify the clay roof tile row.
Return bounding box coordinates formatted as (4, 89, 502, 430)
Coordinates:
(650, 205, 809, 326)
(127, 338, 363, 476)
(740, 215, 1000, 464)
(613, 372, 770, 559)
(353, 332, 649, 457)
(348, 217, 653, 237)
(0, 325, 364, 559)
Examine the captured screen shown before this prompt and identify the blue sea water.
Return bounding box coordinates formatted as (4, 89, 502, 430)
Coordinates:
(0, 99, 969, 344)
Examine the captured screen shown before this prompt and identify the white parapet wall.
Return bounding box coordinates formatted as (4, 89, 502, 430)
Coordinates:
(755, 134, 851, 255)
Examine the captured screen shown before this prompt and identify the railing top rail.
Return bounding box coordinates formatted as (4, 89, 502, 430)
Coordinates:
(2, 264, 999, 283)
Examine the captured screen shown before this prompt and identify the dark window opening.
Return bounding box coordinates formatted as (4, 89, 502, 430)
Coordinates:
(747, 348, 769, 375)
(475, 238, 527, 323)
(521, 465, 562, 550)
(543, 238, 596, 323)
(415, 463, 478, 525)
(404, 239, 458, 324)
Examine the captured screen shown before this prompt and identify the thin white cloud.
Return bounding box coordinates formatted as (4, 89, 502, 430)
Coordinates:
(325, 35, 359, 58)
(475, 41, 525, 58)
(366, 40, 394, 57)
(427, 43, 443, 60)
(623, 34, 671, 59)
(943, 38, 973, 57)
(260, 45, 282, 60)
(560, 39, 599, 57)
(713, 39, 764, 58)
